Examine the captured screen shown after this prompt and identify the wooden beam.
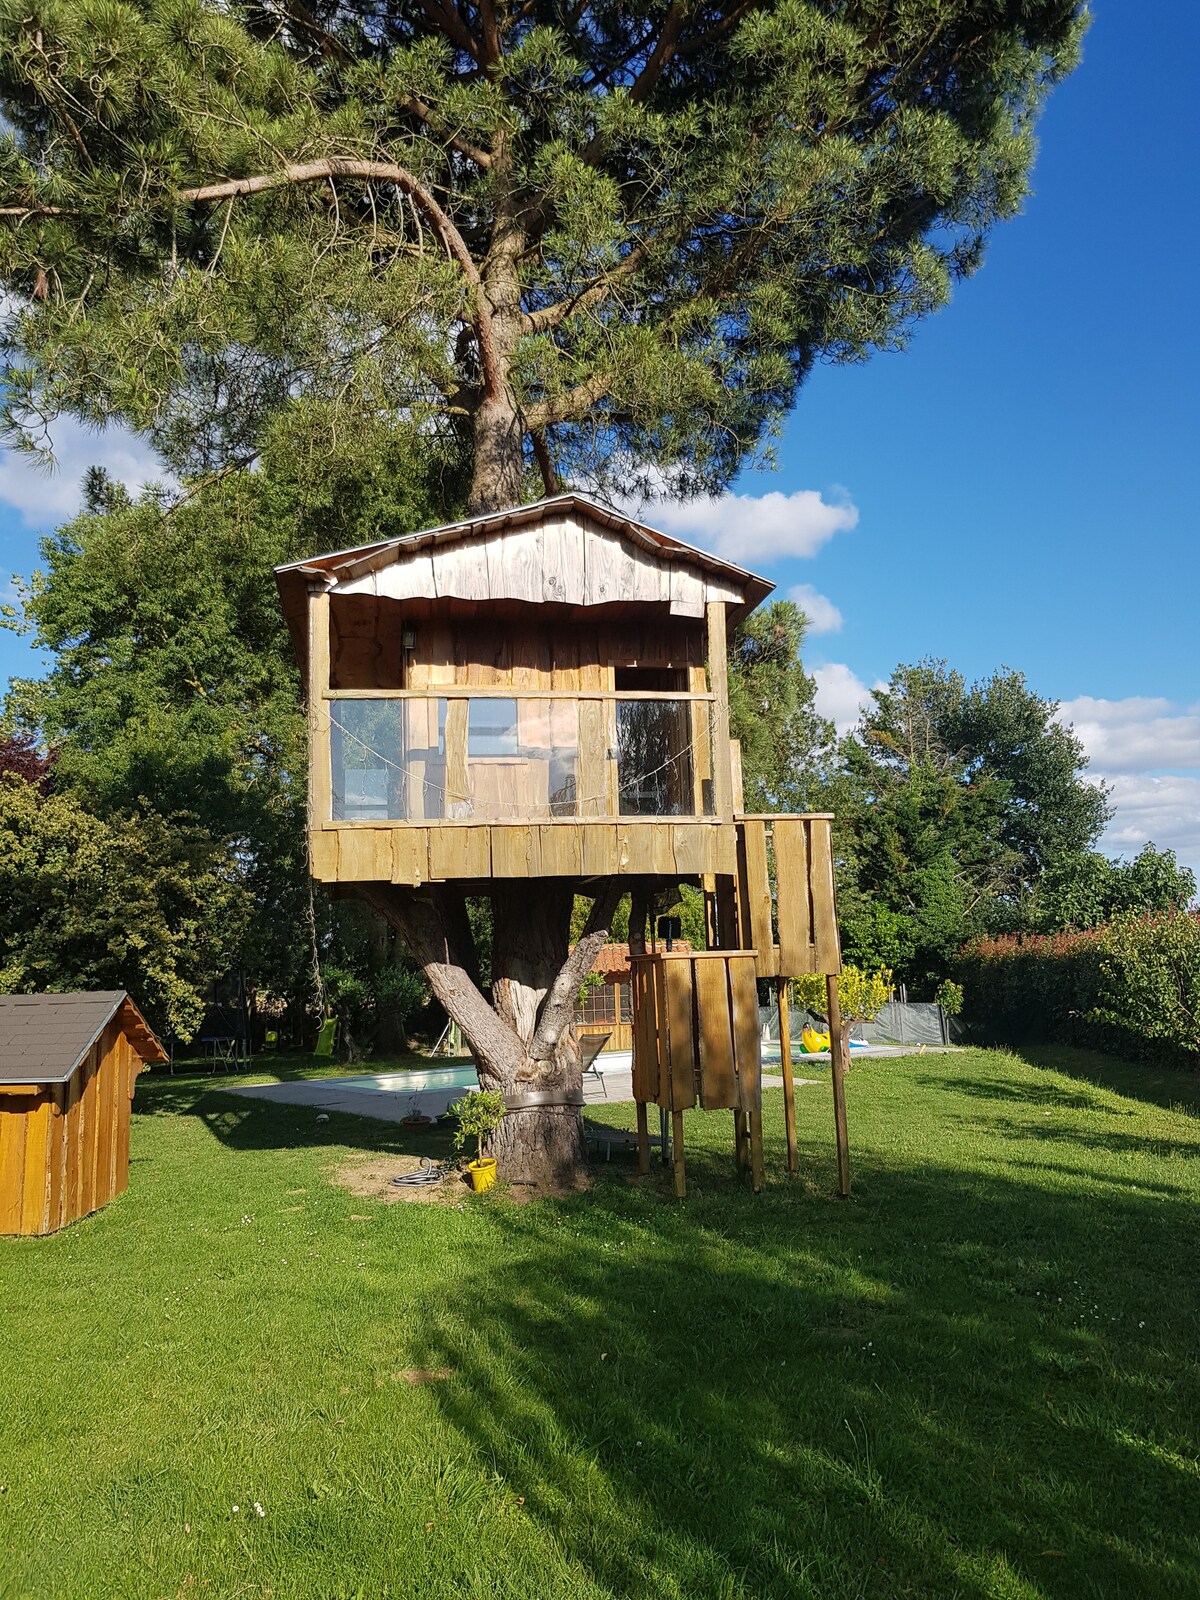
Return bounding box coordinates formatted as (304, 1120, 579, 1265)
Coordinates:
(706, 601, 733, 820)
(636, 1101, 650, 1175)
(308, 588, 333, 830)
(672, 1109, 686, 1198)
(826, 973, 852, 1199)
(777, 978, 798, 1173)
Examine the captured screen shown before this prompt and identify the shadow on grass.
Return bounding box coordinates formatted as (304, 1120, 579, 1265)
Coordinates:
(1021, 1045, 1200, 1119)
(407, 1160, 1200, 1600)
(132, 1072, 457, 1162)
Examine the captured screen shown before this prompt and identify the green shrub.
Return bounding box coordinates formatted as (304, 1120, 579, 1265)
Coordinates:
(449, 1089, 507, 1166)
(793, 964, 893, 1023)
(956, 914, 1200, 1068)
(1097, 912, 1200, 1058)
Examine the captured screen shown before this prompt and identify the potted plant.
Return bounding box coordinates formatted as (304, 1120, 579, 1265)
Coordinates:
(449, 1089, 506, 1192)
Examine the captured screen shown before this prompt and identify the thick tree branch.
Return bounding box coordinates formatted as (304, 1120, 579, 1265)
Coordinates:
(363, 884, 524, 1075)
(521, 240, 651, 335)
(177, 157, 505, 400)
(531, 428, 559, 495)
(530, 881, 623, 1060)
(524, 371, 611, 431)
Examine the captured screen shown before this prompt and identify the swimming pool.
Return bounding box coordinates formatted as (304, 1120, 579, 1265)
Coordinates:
(334, 1065, 481, 1095)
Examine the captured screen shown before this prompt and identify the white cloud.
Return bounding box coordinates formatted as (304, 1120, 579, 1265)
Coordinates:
(1093, 773, 1200, 869)
(0, 416, 163, 528)
(813, 662, 880, 734)
(638, 487, 858, 566)
(786, 582, 843, 635)
(1058, 694, 1200, 774)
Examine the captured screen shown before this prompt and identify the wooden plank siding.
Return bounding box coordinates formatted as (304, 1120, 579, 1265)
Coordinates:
(312, 822, 740, 882)
(0, 1014, 151, 1237)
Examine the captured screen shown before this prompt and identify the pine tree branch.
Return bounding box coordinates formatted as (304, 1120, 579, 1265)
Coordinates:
(177, 157, 505, 401)
(524, 372, 611, 430)
(521, 240, 651, 334)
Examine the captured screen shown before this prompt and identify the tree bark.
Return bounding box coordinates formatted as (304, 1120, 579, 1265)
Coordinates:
(363, 881, 622, 1188)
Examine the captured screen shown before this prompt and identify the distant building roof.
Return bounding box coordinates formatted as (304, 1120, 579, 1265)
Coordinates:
(589, 940, 693, 979)
(0, 992, 167, 1084)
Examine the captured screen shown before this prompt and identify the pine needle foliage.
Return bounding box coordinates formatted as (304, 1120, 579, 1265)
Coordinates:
(0, 0, 1087, 508)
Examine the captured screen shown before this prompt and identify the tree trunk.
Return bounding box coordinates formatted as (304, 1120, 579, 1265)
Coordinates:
(363, 881, 621, 1188)
(467, 393, 526, 514)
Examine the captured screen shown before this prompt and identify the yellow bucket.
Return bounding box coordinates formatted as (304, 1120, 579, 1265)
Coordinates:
(468, 1157, 497, 1193)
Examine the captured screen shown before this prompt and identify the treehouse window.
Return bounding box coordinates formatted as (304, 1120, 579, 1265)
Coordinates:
(465, 698, 520, 757)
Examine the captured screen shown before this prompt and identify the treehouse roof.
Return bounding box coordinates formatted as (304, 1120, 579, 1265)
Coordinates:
(276, 493, 772, 670)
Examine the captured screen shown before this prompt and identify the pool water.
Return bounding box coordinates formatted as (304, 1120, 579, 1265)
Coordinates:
(334, 1065, 481, 1095)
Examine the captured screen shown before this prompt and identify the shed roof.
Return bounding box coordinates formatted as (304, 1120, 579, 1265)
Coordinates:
(0, 992, 168, 1084)
(275, 493, 773, 671)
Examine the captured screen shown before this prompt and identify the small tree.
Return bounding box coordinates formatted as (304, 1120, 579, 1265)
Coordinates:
(450, 1090, 507, 1168)
(792, 965, 893, 1025)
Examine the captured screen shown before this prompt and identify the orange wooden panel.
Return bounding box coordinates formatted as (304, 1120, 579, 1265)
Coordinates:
(695, 956, 738, 1110)
(114, 1043, 133, 1200)
(94, 1032, 118, 1210)
(729, 956, 762, 1115)
(0, 1104, 26, 1233)
(663, 958, 697, 1112)
(78, 1048, 100, 1219)
(808, 818, 842, 975)
(20, 1095, 52, 1235)
(63, 1066, 83, 1226)
(774, 817, 816, 976)
(47, 1084, 67, 1232)
(630, 963, 659, 1103)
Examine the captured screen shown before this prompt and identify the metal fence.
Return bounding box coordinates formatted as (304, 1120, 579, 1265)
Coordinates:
(760, 999, 964, 1047)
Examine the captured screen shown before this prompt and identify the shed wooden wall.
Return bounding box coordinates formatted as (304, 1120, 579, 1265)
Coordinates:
(0, 1020, 142, 1237)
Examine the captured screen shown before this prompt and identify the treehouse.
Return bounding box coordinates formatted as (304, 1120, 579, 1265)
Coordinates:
(279, 494, 850, 1197)
(276, 493, 770, 885)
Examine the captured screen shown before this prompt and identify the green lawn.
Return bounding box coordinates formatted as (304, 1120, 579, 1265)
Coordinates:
(2, 1045, 1199, 1600)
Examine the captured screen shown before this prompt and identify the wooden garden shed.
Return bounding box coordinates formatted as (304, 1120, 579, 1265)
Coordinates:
(0, 991, 166, 1237)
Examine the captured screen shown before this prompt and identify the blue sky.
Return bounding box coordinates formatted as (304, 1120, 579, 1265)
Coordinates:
(2, 0, 1198, 870)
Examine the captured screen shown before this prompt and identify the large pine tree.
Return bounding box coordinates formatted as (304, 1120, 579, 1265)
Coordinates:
(1, 0, 1087, 1181)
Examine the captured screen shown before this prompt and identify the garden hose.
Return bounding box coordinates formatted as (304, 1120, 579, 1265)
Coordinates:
(389, 1158, 443, 1188)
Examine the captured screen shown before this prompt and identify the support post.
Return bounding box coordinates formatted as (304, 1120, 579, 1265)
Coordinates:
(307, 587, 333, 830)
(749, 1108, 764, 1193)
(671, 1109, 686, 1198)
(706, 601, 734, 821)
(826, 973, 852, 1198)
(636, 1101, 650, 1175)
(777, 978, 798, 1173)
(733, 1108, 749, 1171)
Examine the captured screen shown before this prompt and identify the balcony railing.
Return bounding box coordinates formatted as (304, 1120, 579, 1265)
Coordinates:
(326, 693, 718, 823)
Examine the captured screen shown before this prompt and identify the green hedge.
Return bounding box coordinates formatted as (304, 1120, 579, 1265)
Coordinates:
(956, 912, 1200, 1069)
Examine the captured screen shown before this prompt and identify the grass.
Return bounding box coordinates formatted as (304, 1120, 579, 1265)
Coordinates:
(2, 1044, 1199, 1600)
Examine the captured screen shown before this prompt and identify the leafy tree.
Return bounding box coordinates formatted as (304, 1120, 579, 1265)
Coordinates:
(1033, 843, 1196, 933)
(3, 431, 462, 1009)
(835, 659, 1109, 989)
(0, 732, 55, 789)
(793, 963, 892, 1024)
(728, 600, 834, 813)
(0, 773, 249, 1037)
(2, 0, 1085, 512)
(0, 0, 1088, 1181)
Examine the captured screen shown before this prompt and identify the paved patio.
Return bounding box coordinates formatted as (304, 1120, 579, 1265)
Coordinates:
(222, 1042, 935, 1126)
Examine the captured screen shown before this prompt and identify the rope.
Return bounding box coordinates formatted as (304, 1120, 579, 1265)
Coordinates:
(328, 707, 709, 820)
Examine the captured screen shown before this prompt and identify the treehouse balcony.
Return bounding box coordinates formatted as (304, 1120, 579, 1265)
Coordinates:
(276, 494, 773, 886)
